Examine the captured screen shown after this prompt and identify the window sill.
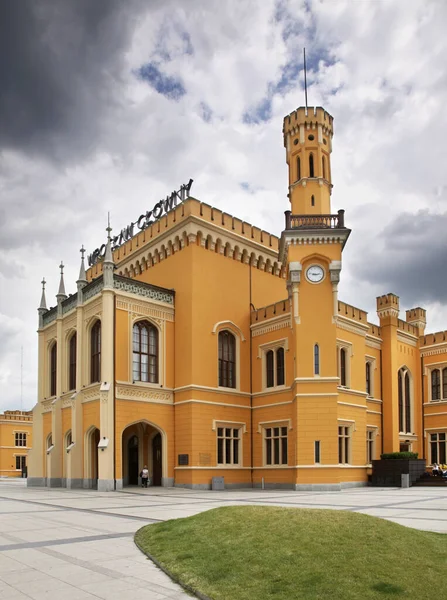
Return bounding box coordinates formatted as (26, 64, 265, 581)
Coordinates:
(263, 384, 287, 392)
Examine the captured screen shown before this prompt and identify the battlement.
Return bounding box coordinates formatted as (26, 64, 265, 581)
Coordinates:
(250, 299, 289, 325)
(376, 293, 400, 319)
(367, 323, 382, 337)
(338, 301, 368, 323)
(283, 106, 333, 139)
(397, 319, 418, 336)
(422, 330, 447, 346)
(406, 307, 427, 323)
(0, 410, 33, 422)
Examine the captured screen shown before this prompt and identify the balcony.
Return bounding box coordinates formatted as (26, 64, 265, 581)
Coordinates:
(285, 209, 346, 230)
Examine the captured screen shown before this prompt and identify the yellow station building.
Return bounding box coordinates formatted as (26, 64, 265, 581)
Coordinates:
(28, 104, 447, 491)
(0, 410, 32, 478)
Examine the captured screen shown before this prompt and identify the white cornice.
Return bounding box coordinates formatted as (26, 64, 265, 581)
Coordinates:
(335, 315, 369, 337)
(251, 314, 292, 337)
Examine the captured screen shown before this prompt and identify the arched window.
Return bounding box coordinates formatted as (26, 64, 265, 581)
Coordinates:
(366, 362, 371, 396)
(276, 347, 285, 386)
(90, 321, 101, 384)
(309, 153, 314, 178)
(50, 343, 57, 397)
(322, 156, 326, 179)
(314, 344, 320, 375)
(133, 321, 158, 383)
(65, 430, 72, 448)
(432, 369, 441, 401)
(218, 330, 236, 388)
(69, 333, 77, 391)
(398, 368, 412, 433)
(311, 195, 315, 207)
(340, 348, 346, 386)
(297, 156, 301, 181)
(266, 350, 274, 388)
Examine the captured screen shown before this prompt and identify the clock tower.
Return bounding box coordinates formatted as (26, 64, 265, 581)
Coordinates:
(279, 106, 351, 480)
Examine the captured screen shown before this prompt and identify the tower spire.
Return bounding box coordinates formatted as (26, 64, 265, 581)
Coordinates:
(77, 245, 87, 288)
(56, 261, 67, 303)
(39, 277, 47, 310)
(103, 214, 114, 288)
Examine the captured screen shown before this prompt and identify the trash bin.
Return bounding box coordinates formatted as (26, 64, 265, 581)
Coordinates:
(212, 476, 225, 491)
(401, 473, 410, 488)
(21, 466, 28, 479)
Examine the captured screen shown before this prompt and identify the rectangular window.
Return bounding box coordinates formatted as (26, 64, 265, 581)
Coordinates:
(217, 427, 240, 465)
(264, 346, 286, 389)
(314, 441, 320, 464)
(366, 430, 375, 464)
(15, 433, 27, 447)
(265, 426, 288, 466)
(430, 432, 446, 465)
(15, 456, 26, 470)
(338, 425, 351, 464)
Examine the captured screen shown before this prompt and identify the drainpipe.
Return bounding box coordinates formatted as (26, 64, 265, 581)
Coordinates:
(249, 264, 254, 488)
(113, 294, 116, 489)
(380, 348, 384, 456)
(421, 356, 425, 460)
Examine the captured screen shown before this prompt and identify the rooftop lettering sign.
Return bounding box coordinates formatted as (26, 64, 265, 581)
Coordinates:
(88, 179, 193, 266)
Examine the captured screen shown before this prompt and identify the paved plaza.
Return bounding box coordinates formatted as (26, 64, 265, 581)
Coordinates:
(0, 480, 445, 599)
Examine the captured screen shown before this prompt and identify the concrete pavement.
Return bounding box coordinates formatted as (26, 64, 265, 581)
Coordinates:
(0, 479, 445, 599)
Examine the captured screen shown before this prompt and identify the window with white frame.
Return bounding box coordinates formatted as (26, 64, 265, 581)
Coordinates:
(398, 367, 412, 434)
(15, 433, 27, 447)
(265, 347, 285, 388)
(430, 367, 447, 402)
(338, 424, 352, 464)
(430, 432, 446, 465)
(264, 426, 288, 466)
(15, 456, 26, 471)
(337, 343, 351, 388)
(366, 429, 376, 464)
(217, 426, 241, 466)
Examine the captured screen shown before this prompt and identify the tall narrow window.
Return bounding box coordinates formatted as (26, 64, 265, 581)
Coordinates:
(322, 156, 326, 179)
(133, 321, 158, 383)
(50, 343, 57, 396)
(309, 153, 314, 177)
(338, 425, 351, 464)
(405, 371, 411, 433)
(443, 368, 447, 400)
(276, 347, 285, 386)
(398, 367, 412, 433)
(218, 331, 236, 388)
(432, 369, 441, 401)
(90, 321, 101, 384)
(366, 430, 375, 463)
(314, 344, 320, 375)
(430, 432, 446, 465)
(297, 156, 301, 181)
(265, 426, 288, 465)
(311, 195, 315, 207)
(315, 440, 321, 464)
(340, 348, 347, 386)
(398, 370, 403, 432)
(266, 350, 274, 388)
(69, 333, 77, 391)
(366, 362, 371, 396)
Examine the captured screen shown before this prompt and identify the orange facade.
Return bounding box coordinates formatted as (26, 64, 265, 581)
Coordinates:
(28, 104, 447, 491)
(0, 411, 32, 478)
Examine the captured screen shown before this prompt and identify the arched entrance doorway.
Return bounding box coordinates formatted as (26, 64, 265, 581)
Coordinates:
(152, 433, 162, 486)
(121, 422, 165, 487)
(128, 435, 139, 485)
(84, 427, 100, 489)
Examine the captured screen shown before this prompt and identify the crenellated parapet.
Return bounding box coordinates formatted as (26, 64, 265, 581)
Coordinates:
(376, 293, 400, 320)
(283, 106, 333, 142)
(406, 307, 426, 335)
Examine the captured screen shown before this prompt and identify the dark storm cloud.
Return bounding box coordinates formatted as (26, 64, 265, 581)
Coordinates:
(352, 210, 447, 305)
(0, 0, 147, 160)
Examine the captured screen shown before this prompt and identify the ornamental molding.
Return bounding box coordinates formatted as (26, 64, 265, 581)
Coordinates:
(335, 315, 368, 337)
(116, 297, 174, 322)
(365, 335, 382, 350)
(397, 331, 418, 347)
(113, 276, 174, 305)
(81, 385, 101, 403)
(82, 278, 104, 303)
(377, 307, 399, 318)
(279, 230, 350, 264)
(251, 315, 292, 337)
(116, 385, 173, 404)
(114, 217, 285, 281)
(420, 345, 447, 357)
(61, 294, 78, 315)
(61, 396, 74, 409)
(41, 400, 53, 414)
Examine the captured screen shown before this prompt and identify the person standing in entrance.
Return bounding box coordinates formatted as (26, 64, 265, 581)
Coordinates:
(140, 465, 149, 488)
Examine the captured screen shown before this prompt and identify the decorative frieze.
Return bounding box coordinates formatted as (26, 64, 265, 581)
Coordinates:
(81, 385, 101, 403)
(62, 293, 78, 315)
(113, 276, 174, 305)
(251, 315, 292, 337)
(116, 384, 173, 404)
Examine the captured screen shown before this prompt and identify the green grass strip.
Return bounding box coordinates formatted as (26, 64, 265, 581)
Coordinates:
(135, 506, 447, 600)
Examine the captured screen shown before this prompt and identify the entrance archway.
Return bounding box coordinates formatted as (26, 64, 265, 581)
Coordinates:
(84, 427, 100, 489)
(121, 421, 165, 487)
(128, 435, 139, 485)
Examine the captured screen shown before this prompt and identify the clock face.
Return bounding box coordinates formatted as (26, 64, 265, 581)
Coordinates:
(306, 265, 325, 283)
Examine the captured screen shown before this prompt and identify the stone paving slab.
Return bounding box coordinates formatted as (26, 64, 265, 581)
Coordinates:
(0, 480, 445, 599)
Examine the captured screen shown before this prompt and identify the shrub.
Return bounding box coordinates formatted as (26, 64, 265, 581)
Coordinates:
(380, 452, 419, 460)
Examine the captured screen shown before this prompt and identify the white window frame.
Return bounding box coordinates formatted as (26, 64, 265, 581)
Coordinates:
(130, 317, 163, 387)
(428, 363, 447, 403)
(14, 432, 27, 447)
(429, 431, 447, 465)
(338, 420, 353, 464)
(214, 421, 244, 467)
(259, 420, 291, 467)
(398, 366, 413, 434)
(258, 338, 288, 391)
(336, 340, 352, 389)
(366, 427, 378, 465)
(365, 355, 376, 398)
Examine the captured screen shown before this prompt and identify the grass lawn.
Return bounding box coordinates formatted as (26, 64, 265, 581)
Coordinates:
(135, 506, 447, 600)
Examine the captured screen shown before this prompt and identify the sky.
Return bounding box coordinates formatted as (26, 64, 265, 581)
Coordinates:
(1, 0, 446, 411)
